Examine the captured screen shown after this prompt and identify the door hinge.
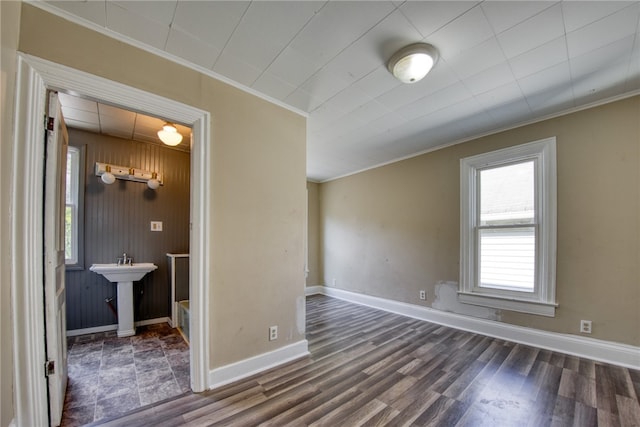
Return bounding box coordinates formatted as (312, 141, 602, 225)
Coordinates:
(45, 360, 55, 377)
(47, 116, 55, 131)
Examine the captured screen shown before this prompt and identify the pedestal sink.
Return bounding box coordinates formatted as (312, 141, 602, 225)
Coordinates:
(90, 263, 158, 337)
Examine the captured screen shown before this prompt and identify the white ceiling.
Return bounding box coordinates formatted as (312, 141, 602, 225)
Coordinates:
(58, 93, 192, 152)
(43, 1, 640, 181)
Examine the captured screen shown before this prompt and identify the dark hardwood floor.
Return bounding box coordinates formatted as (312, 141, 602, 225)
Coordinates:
(91, 295, 640, 427)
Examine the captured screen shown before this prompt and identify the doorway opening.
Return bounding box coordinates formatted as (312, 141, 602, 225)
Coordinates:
(11, 54, 211, 427)
(56, 91, 193, 424)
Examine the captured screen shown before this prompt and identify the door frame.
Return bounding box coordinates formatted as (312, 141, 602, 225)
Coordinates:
(10, 53, 212, 426)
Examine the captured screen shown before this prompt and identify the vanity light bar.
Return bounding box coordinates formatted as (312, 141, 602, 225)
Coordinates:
(95, 162, 163, 185)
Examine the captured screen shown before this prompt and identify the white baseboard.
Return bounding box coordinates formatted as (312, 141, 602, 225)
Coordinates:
(209, 340, 309, 390)
(317, 286, 640, 370)
(66, 317, 170, 337)
(305, 285, 324, 296)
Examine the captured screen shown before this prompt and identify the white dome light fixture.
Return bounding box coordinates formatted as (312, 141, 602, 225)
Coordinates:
(388, 43, 439, 84)
(157, 122, 183, 146)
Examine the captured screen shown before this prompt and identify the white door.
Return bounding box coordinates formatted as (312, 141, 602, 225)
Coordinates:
(44, 91, 69, 426)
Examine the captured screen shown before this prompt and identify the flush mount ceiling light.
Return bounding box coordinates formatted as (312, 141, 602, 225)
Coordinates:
(387, 43, 439, 84)
(157, 122, 183, 146)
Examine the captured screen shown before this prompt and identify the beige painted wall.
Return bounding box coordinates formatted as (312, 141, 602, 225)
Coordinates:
(13, 2, 306, 378)
(306, 181, 322, 286)
(320, 96, 640, 346)
(1, 1, 22, 424)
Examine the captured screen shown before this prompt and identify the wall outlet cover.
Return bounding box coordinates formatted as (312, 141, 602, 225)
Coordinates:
(150, 221, 163, 231)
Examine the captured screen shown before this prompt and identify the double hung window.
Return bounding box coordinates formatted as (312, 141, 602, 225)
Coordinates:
(459, 138, 557, 316)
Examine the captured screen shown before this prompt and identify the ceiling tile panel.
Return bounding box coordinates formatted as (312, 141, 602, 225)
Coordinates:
(569, 35, 635, 80)
(288, 1, 396, 68)
(375, 59, 460, 110)
(172, 1, 249, 50)
(221, 1, 323, 72)
(264, 47, 323, 89)
(446, 37, 507, 80)
(485, 97, 532, 128)
(463, 62, 516, 96)
(562, 1, 635, 33)
(299, 68, 353, 111)
(497, 3, 564, 58)
(428, 5, 495, 60)
(213, 52, 264, 87)
(113, 1, 177, 26)
(474, 81, 526, 110)
(481, 1, 557, 34)
(58, 93, 98, 113)
(105, 2, 170, 50)
(320, 10, 422, 84)
(565, 3, 640, 58)
(518, 62, 573, 110)
(165, 28, 220, 70)
(396, 83, 473, 122)
(47, 0, 107, 27)
(99, 115, 134, 139)
(252, 72, 298, 101)
(98, 103, 136, 120)
(572, 61, 634, 104)
(60, 106, 100, 125)
(64, 119, 100, 133)
(350, 67, 402, 100)
(508, 36, 568, 79)
(399, 1, 479, 38)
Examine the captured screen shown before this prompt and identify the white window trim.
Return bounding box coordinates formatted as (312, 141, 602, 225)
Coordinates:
(459, 137, 557, 317)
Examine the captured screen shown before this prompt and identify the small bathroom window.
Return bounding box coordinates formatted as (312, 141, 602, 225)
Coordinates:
(65, 145, 85, 269)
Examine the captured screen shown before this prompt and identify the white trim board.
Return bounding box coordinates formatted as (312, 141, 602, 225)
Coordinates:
(209, 340, 309, 390)
(313, 286, 640, 370)
(66, 317, 170, 337)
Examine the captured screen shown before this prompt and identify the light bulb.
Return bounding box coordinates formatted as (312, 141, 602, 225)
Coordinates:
(157, 123, 183, 146)
(147, 179, 159, 190)
(101, 165, 116, 184)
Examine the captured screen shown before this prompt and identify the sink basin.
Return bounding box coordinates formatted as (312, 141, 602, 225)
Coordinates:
(90, 262, 158, 337)
(90, 263, 158, 282)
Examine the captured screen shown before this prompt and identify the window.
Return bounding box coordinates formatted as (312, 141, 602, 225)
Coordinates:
(65, 145, 84, 268)
(459, 137, 557, 316)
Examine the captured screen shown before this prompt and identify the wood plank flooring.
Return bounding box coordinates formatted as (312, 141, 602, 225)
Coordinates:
(90, 295, 640, 427)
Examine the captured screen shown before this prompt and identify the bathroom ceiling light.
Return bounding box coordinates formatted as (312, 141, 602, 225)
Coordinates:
(387, 43, 438, 84)
(157, 122, 183, 146)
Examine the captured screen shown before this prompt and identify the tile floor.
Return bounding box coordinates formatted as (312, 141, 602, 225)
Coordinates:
(61, 323, 190, 427)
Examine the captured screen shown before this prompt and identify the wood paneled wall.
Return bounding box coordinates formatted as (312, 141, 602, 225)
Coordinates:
(66, 128, 190, 331)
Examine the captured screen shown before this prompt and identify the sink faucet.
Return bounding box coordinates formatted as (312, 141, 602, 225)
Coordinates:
(118, 253, 133, 266)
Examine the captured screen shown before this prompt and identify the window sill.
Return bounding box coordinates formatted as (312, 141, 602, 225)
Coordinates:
(458, 291, 557, 317)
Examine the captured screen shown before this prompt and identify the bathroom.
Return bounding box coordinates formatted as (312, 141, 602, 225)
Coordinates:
(61, 94, 192, 424)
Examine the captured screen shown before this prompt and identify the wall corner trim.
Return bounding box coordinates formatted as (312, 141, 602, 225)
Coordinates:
(315, 286, 640, 370)
(208, 340, 310, 390)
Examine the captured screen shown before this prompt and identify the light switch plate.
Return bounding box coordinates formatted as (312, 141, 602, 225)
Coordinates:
(150, 221, 163, 231)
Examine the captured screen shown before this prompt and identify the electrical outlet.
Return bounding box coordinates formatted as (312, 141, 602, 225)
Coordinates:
(150, 221, 163, 231)
(419, 290, 426, 300)
(580, 320, 592, 334)
(269, 326, 278, 341)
